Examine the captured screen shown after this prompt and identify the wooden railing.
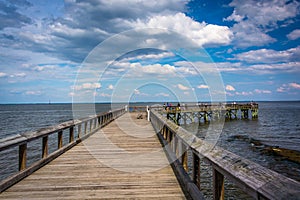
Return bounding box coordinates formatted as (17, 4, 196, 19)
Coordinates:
(0, 107, 126, 192)
(161, 103, 258, 112)
(150, 109, 300, 200)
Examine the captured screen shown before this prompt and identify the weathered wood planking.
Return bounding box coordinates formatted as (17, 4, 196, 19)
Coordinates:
(0, 113, 188, 199)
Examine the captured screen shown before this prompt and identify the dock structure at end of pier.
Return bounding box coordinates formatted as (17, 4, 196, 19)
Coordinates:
(160, 103, 259, 125)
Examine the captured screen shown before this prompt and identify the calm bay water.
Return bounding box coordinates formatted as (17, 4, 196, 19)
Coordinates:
(0, 102, 299, 198)
(182, 102, 300, 181)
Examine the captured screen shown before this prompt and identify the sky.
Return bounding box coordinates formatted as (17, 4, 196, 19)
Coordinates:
(0, 0, 299, 103)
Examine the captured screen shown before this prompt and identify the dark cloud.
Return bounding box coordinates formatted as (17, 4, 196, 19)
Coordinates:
(2, 33, 15, 40)
(0, 0, 33, 30)
(64, 0, 187, 33)
(15, 0, 188, 63)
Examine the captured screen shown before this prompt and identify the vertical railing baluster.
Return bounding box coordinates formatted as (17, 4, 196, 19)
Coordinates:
(84, 121, 87, 135)
(19, 143, 27, 171)
(213, 168, 225, 200)
(182, 143, 188, 172)
(42, 136, 48, 158)
(163, 126, 167, 139)
(58, 130, 63, 149)
(178, 139, 182, 160)
(193, 152, 201, 189)
(69, 126, 74, 143)
(78, 124, 82, 138)
(167, 129, 172, 143)
(172, 134, 176, 152)
(89, 120, 92, 133)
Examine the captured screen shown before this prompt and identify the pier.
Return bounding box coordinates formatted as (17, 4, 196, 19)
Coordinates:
(162, 103, 259, 125)
(0, 103, 299, 199)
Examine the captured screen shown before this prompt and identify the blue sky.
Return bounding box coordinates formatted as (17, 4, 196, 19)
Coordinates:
(0, 0, 299, 103)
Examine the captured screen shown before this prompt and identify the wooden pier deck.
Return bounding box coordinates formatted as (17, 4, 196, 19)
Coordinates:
(0, 113, 188, 199)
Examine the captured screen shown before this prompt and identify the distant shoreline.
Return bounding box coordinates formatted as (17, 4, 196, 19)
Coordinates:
(0, 100, 299, 105)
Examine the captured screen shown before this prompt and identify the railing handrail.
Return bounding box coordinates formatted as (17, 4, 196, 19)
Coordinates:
(0, 108, 124, 151)
(150, 109, 300, 200)
(158, 103, 258, 110)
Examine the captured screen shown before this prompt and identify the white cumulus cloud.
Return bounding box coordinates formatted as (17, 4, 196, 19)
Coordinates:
(107, 84, 114, 90)
(277, 82, 300, 93)
(233, 46, 300, 63)
(131, 12, 233, 47)
(225, 0, 300, 47)
(254, 89, 271, 94)
(0, 72, 7, 78)
(287, 29, 300, 40)
(177, 84, 189, 91)
(73, 82, 101, 90)
(197, 84, 209, 89)
(225, 85, 236, 91)
(289, 82, 300, 89)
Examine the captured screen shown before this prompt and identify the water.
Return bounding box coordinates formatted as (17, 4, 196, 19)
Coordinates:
(0, 102, 299, 198)
(0, 103, 127, 139)
(182, 101, 300, 199)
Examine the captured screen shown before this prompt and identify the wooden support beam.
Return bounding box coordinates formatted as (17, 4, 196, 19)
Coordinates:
(42, 136, 48, 158)
(163, 126, 167, 140)
(69, 126, 74, 143)
(213, 168, 225, 200)
(78, 124, 82, 138)
(89, 119, 92, 133)
(167, 129, 172, 143)
(172, 134, 177, 152)
(94, 118, 97, 129)
(97, 116, 100, 126)
(181, 142, 188, 172)
(57, 130, 63, 149)
(84, 121, 87, 135)
(19, 143, 27, 171)
(193, 152, 201, 189)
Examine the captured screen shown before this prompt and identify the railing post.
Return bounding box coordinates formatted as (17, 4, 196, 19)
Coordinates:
(42, 136, 48, 158)
(89, 120, 92, 133)
(213, 168, 225, 200)
(58, 130, 63, 149)
(180, 141, 188, 171)
(165, 127, 169, 140)
(69, 126, 74, 143)
(84, 121, 87, 135)
(193, 152, 201, 189)
(172, 134, 177, 152)
(177, 139, 182, 159)
(167, 129, 172, 143)
(19, 143, 27, 171)
(94, 118, 97, 129)
(103, 115, 106, 124)
(182, 149, 188, 172)
(147, 106, 150, 121)
(78, 124, 82, 138)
